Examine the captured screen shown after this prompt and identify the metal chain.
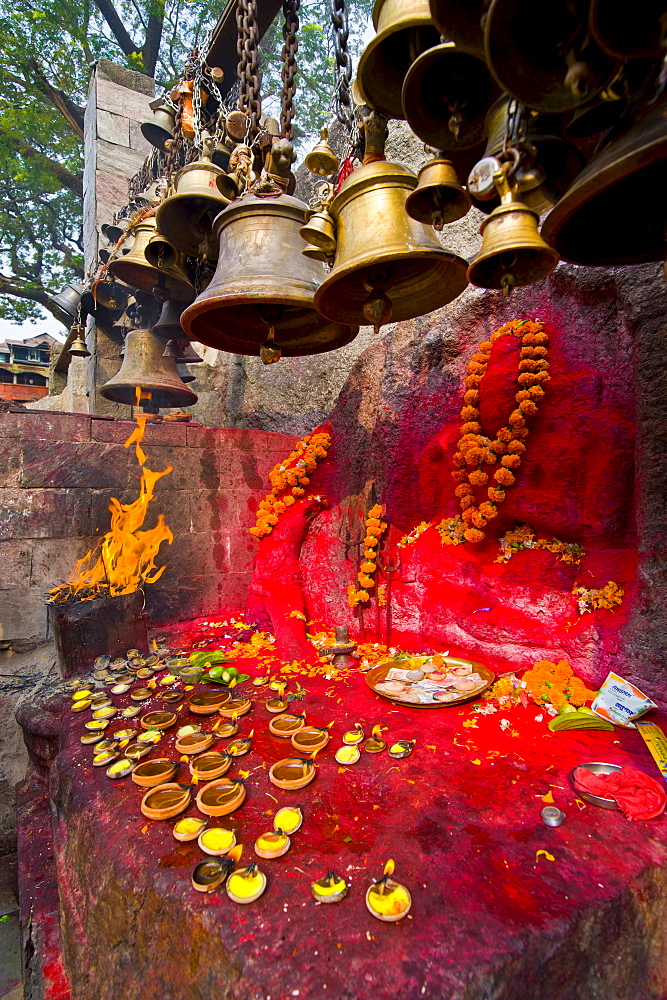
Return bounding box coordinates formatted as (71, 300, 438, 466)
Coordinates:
(237, 0, 262, 140)
(330, 0, 353, 130)
(280, 0, 300, 140)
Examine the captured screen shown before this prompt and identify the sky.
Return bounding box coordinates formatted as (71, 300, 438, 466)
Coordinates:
(0, 312, 66, 344)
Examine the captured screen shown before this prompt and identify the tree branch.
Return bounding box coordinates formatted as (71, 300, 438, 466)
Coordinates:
(0, 130, 83, 198)
(27, 61, 85, 139)
(0, 275, 72, 328)
(93, 0, 142, 61)
(142, 0, 165, 77)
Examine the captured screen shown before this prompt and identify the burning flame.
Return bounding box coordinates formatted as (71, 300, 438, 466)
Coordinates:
(48, 417, 173, 603)
(383, 859, 395, 877)
(228, 844, 243, 865)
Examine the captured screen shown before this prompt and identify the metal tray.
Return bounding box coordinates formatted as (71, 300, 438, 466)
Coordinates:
(366, 656, 495, 709)
(570, 761, 621, 809)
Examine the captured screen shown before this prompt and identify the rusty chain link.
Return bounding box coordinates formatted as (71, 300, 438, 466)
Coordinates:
(280, 0, 300, 140)
(330, 0, 353, 130)
(237, 0, 262, 140)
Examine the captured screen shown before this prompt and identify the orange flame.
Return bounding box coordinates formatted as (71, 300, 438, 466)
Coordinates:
(228, 844, 243, 865)
(48, 417, 172, 603)
(383, 859, 395, 877)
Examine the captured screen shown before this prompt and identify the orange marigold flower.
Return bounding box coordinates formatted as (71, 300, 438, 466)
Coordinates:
(461, 422, 482, 435)
(284, 495, 296, 506)
(533, 332, 549, 345)
(529, 385, 545, 399)
(519, 358, 540, 372)
(368, 504, 383, 518)
(512, 428, 530, 441)
(488, 487, 506, 502)
(478, 340, 493, 353)
(464, 389, 479, 405)
(471, 511, 487, 528)
(364, 535, 378, 546)
(550, 689, 567, 708)
(452, 451, 466, 467)
(292, 486, 305, 496)
(468, 470, 488, 485)
(366, 518, 382, 531)
(515, 390, 532, 402)
(464, 375, 482, 388)
(494, 468, 515, 486)
(533, 370, 550, 382)
(451, 468, 467, 482)
(455, 484, 474, 497)
(358, 574, 375, 588)
(471, 353, 489, 364)
(461, 406, 479, 421)
(361, 561, 376, 572)
(364, 548, 376, 559)
(461, 508, 476, 523)
(467, 362, 486, 375)
(517, 372, 539, 386)
(509, 411, 526, 427)
(460, 495, 476, 510)
(483, 450, 497, 465)
(479, 502, 497, 518)
(519, 399, 538, 416)
(522, 332, 536, 345)
(520, 346, 538, 358)
(490, 439, 507, 455)
(497, 427, 513, 443)
(464, 527, 485, 543)
(507, 440, 526, 454)
(501, 454, 521, 469)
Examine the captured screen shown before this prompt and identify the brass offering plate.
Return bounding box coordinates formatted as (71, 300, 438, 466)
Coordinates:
(366, 654, 494, 708)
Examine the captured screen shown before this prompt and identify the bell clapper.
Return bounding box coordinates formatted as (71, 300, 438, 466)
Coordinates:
(361, 267, 393, 333)
(258, 304, 283, 365)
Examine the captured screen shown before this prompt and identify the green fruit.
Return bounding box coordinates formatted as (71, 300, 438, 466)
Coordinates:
(208, 666, 224, 680)
(559, 704, 578, 715)
(225, 667, 239, 679)
(578, 706, 596, 716)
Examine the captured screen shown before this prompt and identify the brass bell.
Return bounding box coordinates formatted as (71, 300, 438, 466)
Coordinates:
(467, 163, 559, 295)
(484, 0, 621, 113)
(51, 281, 84, 318)
(140, 97, 176, 151)
(155, 134, 237, 257)
(405, 155, 471, 229)
(429, 0, 487, 53)
(589, 0, 665, 60)
(299, 208, 336, 252)
(314, 159, 469, 331)
(100, 328, 198, 409)
(153, 298, 202, 364)
(304, 128, 339, 176)
(80, 279, 130, 316)
(176, 361, 196, 383)
(68, 325, 90, 358)
(542, 95, 667, 266)
(301, 243, 335, 263)
(181, 193, 359, 359)
(402, 41, 499, 150)
(356, 0, 440, 120)
(109, 218, 193, 299)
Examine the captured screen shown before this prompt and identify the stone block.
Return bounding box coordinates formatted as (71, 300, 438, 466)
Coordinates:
(96, 58, 155, 96)
(142, 421, 188, 448)
(0, 441, 20, 487)
(186, 424, 222, 449)
(96, 74, 154, 122)
(143, 445, 212, 491)
(0, 490, 94, 541)
(94, 169, 130, 215)
(148, 490, 192, 535)
(91, 417, 137, 443)
(129, 122, 152, 155)
(96, 139, 147, 180)
(20, 441, 136, 490)
(29, 537, 96, 591)
(0, 411, 91, 442)
(189, 490, 229, 532)
(0, 588, 47, 648)
(0, 541, 32, 590)
(97, 109, 130, 146)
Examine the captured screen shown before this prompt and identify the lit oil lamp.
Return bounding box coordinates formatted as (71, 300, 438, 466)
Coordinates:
(175, 731, 214, 755)
(85, 719, 109, 732)
(93, 739, 119, 754)
(189, 752, 231, 780)
(269, 754, 317, 790)
(106, 758, 135, 779)
(93, 749, 119, 767)
(191, 856, 234, 893)
(291, 726, 329, 753)
(121, 706, 141, 719)
(218, 697, 252, 719)
(253, 675, 270, 687)
(92, 705, 117, 721)
(363, 725, 387, 755)
(266, 682, 288, 714)
(311, 871, 349, 904)
(173, 815, 207, 842)
(140, 710, 177, 731)
(269, 714, 305, 738)
(131, 758, 176, 787)
(274, 806, 303, 834)
(335, 745, 360, 765)
(159, 690, 183, 704)
(342, 723, 364, 745)
(227, 734, 253, 757)
(215, 717, 239, 738)
(123, 742, 152, 761)
(365, 860, 412, 922)
(226, 846, 267, 904)
(112, 727, 137, 741)
(137, 729, 163, 745)
(198, 826, 236, 856)
(388, 740, 415, 760)
(255, 828, 290, 859)
(188, 691, 231, 715)
(141, 782, 192, 821)
(196, 777, 246, 817)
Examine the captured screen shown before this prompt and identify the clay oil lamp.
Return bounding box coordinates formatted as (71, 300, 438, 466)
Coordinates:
(342, 723, 364, 745)
(159, 690, 183, 705)
(173, 815, 208, 842)
(192, 857, 233, 894)
(72, 688, 92, 703)
(269, 755, 317, 790)
(94, 656, 111, 671)
(93, 749, 119, 767)
(71, 699, 91, 714)
(176, 723, 202, 739)
(111, 682, 131, 695)
(216, 716, 239, 738)
(159, 673, 177, 686)
(196, 777, 246, 817)
(124, 742, 152, 761)
(335, 745, 360, 765)
(269, 713, 305, 738)
(254, 828, 290, 859)
(127, 648, 140, 658)
(136, 668, 154, 680)
(92, 705, 117, 721)
(93, 739, 118, 755)
(137, 729, 163, 745)
(189, 752, 231, 781)
(110, 657, 126, 670)
(364, 725, 387, 755)
(218, 697, 252, 719)
(274, 806, 303, 835)
(188, 690, 231, 715)
(365, 860, 412, 922)
(141, 710, 177, 731)
(106, 758, 135, 780)
(113, 673, 133, 685)
(130, 687, 153, 702)
(388, 740, 415, 759)
(266, 682, 288, 714)
(121, 705, 141, 719)
(85, 719, 109, 732)
(253, 674, 270, 687)
(80, 731, 105, 746)
(198, 826, 237, 856)
(131, 758, 177, 787)
(291, 726, 329, 754)
(227, 733, 252, 757)
(175, 731, 214, 755)
(178, 665, 203, 684)
(145, 653, 161, 668)
(141, 782, 191, 821)
(311, 871, 349, 904)
(112, 727, 137, 742)
(90, 694, 113, 710)
(226, 847, 266, 904)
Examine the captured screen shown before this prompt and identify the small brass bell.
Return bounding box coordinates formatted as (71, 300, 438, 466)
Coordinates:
(153, 299, 201, 364)
(176, 361, 196, 383)
(467, 163, 559, 295)
(155, 134, 237, 257)
(140, 97, 176, 151)
(51, 281, 84, 318)
(80, 279, 130, 316)
(356, 0, 440, 120)
(402, 41, 499, 151)
(405, 154, 471, 229)
(100, 328, 198, 408)
(301, 243, 335, 263)
(299, 208, 336, 252)
(484, 0, 620, 113)
(429, 0, 486, 53)
(68, 325, 90, 358)
(181, 193, 358, 359)
(109, 218, 193, 299)
(304, 128, 339, 176)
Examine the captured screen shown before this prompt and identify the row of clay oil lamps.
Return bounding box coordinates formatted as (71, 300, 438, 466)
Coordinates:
(70, 662, 413, 920)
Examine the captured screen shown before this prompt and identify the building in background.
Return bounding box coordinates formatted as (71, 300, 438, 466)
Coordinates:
(0, 333, 57, 403)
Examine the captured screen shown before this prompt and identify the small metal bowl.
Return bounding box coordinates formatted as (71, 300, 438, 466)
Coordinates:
(570, 762, 621, 810)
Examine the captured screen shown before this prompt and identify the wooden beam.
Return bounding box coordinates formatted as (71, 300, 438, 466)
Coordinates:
(204, 0, 284, 97)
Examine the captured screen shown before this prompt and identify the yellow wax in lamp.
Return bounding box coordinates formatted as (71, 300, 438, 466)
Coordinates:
(93, 706, 116, 719)
(107, 760, 131, 776)
(342, 724, 364, 745)
(174, 817, 206, 837)
(311, 872, 348, 902)
(227, 865, 266, 903)
(335, 746, 360, 765)
(160, 674, 177, 685)
(93, 751, 117, 765)
(256, 831, 288, 852)
(274, 806, 302, 834)
(176, 724, 201, 738)
(137, 730, 162, 744)
(86, 720, 109, 730)
(72, 690, 92, 701)
(200, 827, 236, 853)
(367, 883, 411, 916)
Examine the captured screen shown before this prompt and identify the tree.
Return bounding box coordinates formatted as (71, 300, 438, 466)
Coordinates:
(0, 0, 371, 329)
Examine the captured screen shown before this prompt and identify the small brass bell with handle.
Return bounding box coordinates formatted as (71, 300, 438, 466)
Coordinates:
(405, 154, 471, 229)
(304, 128, 340, 176)
(68, 325, 91, 358)
(467, 161, 559, 295)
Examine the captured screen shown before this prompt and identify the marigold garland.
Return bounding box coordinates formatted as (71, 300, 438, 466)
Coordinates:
(495, 524, 584, 565)
(452, 318, 550, 543)
(522, 659, 597, 709)
(347, 504, 387, 606)
(572, 581, 624, 615)
(249, 431, 331, 538)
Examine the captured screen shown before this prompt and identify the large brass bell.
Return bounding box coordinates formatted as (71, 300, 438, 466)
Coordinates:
(467, 163, 559, 295)
(313, 159, 469, 331)
(356, 0, 440, 120)
(155, 135, 237, 257)
(304, 128, 340, 176)
(402, 42, 499, 150)
(181, 193, 358, 360)
(100, 328, 198, 408)
(589, 0, 666, 60)
(405, 155, 471, 229)
(141, 97, 176, 151)
(80, 278, 130, 316)
(109, 218, 193, 299)
(484, 0, 620, 113)
(429, 0, 487, 52)
(541, 96, 667, 266)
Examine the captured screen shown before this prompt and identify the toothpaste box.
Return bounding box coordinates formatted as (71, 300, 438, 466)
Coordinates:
(592, 672, 657, 728)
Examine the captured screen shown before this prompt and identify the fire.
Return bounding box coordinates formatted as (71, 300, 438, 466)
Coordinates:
(228, 844, 243, 865)
(48, 417, 173, 603)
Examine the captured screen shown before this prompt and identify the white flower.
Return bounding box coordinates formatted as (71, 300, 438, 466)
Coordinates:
(534, 714, 544, 722)
(500, 718, 511, 730)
